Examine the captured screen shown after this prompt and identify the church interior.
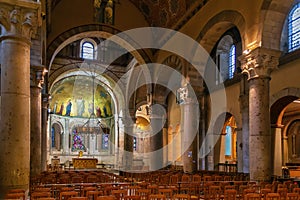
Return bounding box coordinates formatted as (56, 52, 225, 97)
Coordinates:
(2, 0, 300, 199)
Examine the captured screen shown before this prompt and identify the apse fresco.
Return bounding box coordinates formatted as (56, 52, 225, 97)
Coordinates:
(49, 76, 113, 118)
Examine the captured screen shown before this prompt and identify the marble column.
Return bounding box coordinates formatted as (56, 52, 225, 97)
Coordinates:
(239, 47, 281, 181)
(0, 1, 41, 196)
(30, 66, 45, 178)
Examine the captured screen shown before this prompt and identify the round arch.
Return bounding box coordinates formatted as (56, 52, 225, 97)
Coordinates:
(196, 10, 246, 54)
(260, 0, 294, 50)
(270, 87, 300, 124)
(46, 24, 153, 71)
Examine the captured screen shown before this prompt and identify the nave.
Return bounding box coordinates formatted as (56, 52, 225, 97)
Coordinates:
(4, 168, 300, 200)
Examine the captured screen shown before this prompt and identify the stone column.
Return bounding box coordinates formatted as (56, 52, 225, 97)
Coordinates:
(122, 114, 134, 171)
(271, 124, 283, 176)
(30, 66, 45, 178)
(149, 103, 166, 171)
(239, 47, 281, 181)
(0, 1, 41, 196)
(41, 93, 49, 171)
(239, 91, 249, 173)
(177, 82, 199, 173)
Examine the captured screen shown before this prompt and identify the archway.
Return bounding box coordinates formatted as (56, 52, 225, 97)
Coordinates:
(270, 88, 300, 176)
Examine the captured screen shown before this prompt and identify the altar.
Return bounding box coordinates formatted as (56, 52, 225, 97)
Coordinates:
(72, 158, 98, 169)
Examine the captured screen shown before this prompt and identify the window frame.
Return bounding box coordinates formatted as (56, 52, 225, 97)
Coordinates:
(80, 38, 98, 60)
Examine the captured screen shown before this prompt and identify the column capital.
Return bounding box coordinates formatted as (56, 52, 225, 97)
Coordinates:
(0, 0, 41, 41)
(239, 47, 281, 80)
(30, 65, 47, 88)
(176, 80, 199, 105)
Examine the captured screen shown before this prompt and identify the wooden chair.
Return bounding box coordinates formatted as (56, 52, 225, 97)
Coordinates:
(33, 187, 51, 193)
(97, 196, 116, 200)
(245, 193, 260, 200)
(172, 194, 190, 200)
(266, 193, 280, 200)
(261, 188, 272, 200)
(81, 187, 97, 197)
(224, 189, 237, 200)
(60, 191, 78, 200)
(286, 193, 299, 200)
(30, 192, 52, 200)
(158, 188, 173, 200)
(208, 186, 222, 200)
(86, 191, 104, 200)
(111, 189, 127, 200)
(124, 195, 142, 200)
(277, 188, 288, 199)
(242, 189, 256, 198)
(6, 189, 25, 194)
(148, 194, 166, 200)
(137, 189, 151, 200)
(147, 185, 158, 194)
(4, 193, 25, 200)
(293, 188, 300, 195)
(127, 186, 141, 196)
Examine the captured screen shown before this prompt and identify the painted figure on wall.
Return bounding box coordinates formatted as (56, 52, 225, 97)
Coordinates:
(88, 103, 94, 115)
(65, 99, 72, 116)
(53, 101, 58, 114)
(76, 96, 85, 116)
(96, 106, 102, 117)
(57, 103, 64, 115)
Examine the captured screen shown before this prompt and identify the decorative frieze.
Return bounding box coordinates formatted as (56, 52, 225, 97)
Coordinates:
(239, 47, 281, 80)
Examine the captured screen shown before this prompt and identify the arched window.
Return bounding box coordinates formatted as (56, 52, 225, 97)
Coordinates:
(288, 3, 300, 52)
(213, 28, 241, 85)
(225, 126, 232, 156)
(82, 42, 94, 59)
(80, 39, 97, 60)
(228, 45, 236, 79)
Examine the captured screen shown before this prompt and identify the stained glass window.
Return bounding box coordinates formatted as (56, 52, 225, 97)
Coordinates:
(51, 127, 55, 148)
(72, 129, 86, 151)
(229, 45, 236, 79)
(289, 3, 300, 52)
(101, 133, 109, 150)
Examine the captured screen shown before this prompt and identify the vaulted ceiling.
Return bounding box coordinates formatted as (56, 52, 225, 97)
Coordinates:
(50, 0, 198, 28)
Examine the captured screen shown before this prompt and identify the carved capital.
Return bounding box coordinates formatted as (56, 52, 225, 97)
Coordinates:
(239, 47, 281, 80)
(30, 65, 46, 88)
(0, 0, 41, 41)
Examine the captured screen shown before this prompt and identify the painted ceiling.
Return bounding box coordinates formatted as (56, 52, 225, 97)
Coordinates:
(50, 0, 197, 28)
